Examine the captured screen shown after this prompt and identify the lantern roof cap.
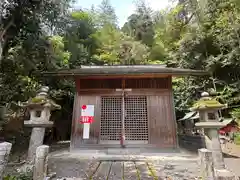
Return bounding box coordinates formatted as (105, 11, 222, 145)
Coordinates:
(190, 92, 227, 111)
(22, 86, 61, 110)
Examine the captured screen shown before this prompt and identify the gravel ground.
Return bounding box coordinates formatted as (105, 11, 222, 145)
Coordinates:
(4, 142, 240, 179)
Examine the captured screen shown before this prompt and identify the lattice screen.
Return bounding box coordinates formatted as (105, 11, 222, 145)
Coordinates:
(100, 97, 122, 141)
(124, 96, 148, 141)
(100, 96, 148, 143)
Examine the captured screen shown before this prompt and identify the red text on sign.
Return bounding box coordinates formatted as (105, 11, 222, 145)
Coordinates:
(79, 116, 94, 124)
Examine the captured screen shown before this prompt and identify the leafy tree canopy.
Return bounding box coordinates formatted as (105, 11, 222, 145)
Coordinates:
(1, 0, 240, 121)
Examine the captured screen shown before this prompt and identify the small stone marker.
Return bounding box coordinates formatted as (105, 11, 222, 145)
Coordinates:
(198, 148, 215, 180)
(33, 145, 49, 180)
(215, 169, 237, 180)
(0, 142, 12, 179)
(198, 148, 238, 180)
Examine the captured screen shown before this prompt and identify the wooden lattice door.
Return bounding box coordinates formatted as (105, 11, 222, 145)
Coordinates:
(100, 97, 122, 144)
(100, 95, 148, 145)
(124, 96, 148, 144)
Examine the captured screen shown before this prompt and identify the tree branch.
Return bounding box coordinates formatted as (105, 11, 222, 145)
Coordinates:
(184, 12, 195, 26)
(0, 18, 14, 41)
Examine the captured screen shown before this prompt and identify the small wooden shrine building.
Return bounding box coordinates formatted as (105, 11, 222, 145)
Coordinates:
(45, 65, 206, 150)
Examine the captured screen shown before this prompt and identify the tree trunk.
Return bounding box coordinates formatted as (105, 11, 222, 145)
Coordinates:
(0, 106, 6, 121)
(0, 41, 2, 61)
(0, 0, 2, 62)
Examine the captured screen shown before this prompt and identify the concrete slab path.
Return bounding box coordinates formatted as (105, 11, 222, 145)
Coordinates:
(48, 150, 201, 179)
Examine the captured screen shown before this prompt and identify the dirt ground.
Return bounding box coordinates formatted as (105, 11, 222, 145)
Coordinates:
(221, 142, 240, 177)
(222, 142, 240, 157)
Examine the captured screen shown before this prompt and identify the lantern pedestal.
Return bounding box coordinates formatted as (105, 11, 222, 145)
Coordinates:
(196, 122, 225, 169)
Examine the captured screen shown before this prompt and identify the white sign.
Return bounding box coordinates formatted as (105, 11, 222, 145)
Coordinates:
(115, 89, 132, 92)
(81, 105, 94, 116)
(83, 123, 90, 139)
(81, 105, 94, 139)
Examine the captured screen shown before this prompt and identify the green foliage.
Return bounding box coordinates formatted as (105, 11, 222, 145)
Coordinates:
(63, 10, 100, 67)
(96, 0, 118, 27)
(233, 133, 240, 145)
(2, 0, 240, 121)
(4, 170, 32, 180)
(49, 36, 70, 68)
(152, 0, 240, 116)
(93, 25, 150, 65)
(230, 108, 240, 123)
(122, 1, 155, 47)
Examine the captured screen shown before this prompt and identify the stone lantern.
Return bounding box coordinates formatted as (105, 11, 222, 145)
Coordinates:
(190, 92, 227, 170)
(23, 86, 61, 164)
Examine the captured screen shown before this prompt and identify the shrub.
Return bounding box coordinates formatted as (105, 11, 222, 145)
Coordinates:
(4, 169, 32, 180)
(234, 133, 240, 145)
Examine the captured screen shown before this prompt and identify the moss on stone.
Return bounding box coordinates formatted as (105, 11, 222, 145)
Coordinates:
(192, 98, 225, 110)
(24, 97, 61, 110)
(30, 97, 47, 104)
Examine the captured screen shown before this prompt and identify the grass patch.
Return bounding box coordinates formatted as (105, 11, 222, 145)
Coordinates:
(88, 161, 101, 180)
(134, 161, 141, 180)
(122, 162, 125, 180)
(146, 162, 158, 180)
(106, 162, 113, 180)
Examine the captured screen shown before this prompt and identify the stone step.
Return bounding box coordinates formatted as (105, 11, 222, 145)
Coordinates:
(55, 178, 81, 180)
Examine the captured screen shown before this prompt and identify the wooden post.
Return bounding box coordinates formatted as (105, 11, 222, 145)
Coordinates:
(198, 148, 215, 180)
(0, 142, 12, 179)
(33, 145, 49, 180)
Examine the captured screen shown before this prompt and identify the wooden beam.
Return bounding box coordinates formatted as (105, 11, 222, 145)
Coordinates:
(75, 74, 171, 80)
(122, 79, 126, 89)
(78, 89, 170, 96)
(75, 78, 81, 94)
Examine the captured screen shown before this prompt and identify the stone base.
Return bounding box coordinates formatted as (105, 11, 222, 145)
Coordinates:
(215, 169, 238, 180)
(18, 164, 33, 173)
(24, 120, 53, 128)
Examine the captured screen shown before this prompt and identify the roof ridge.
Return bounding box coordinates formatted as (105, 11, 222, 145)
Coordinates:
(80, 65, 167, 68)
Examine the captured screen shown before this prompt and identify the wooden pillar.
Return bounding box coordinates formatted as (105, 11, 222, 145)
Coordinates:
(0, 142, 12, 179)
(70, 92, 78, 151)
(33, 145, 49, 180)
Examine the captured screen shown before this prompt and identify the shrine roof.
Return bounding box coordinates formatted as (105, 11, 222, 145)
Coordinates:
(43, 65, 208, 77)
